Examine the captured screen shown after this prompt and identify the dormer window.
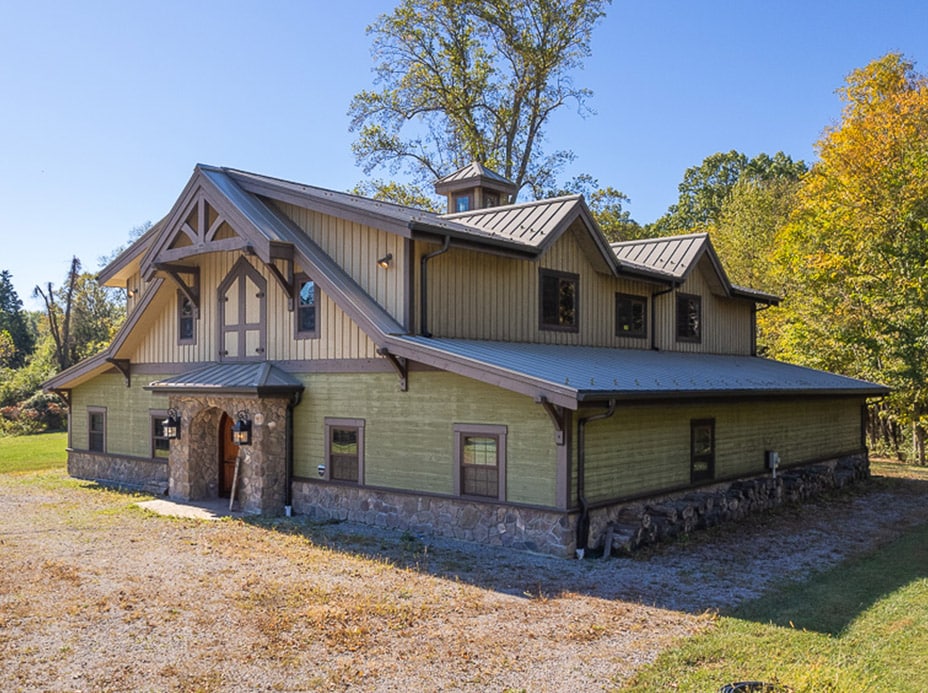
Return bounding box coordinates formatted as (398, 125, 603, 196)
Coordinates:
(539, 269, 579, 332)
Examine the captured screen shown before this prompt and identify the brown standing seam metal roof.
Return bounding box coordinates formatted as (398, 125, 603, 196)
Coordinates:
(144, 362, 304, 395)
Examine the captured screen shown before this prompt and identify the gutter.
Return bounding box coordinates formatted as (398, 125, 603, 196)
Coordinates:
(284, 389, 303, 516)
(418, 236, 451, 337)
(575, 399, 616, 557)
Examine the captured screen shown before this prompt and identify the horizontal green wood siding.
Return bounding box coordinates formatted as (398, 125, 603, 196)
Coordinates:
(292, 371, 556, 507)
(581, 397, 864, 503)
(70, 373, 171, 457)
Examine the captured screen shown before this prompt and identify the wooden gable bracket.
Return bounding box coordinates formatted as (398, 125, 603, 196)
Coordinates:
(376, 347, 408, 392)
(536, 396, 566, 446)
(155, 263, 201, 316)
(265, 252, 295, 311)
(51, 388, 71, 410)
(106, 358, 131, 388)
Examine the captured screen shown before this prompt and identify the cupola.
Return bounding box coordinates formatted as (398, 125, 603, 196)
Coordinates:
(434, 162, 518, 214)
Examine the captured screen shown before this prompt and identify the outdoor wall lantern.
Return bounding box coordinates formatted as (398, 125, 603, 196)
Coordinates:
(231, 410, 252, 446)
(376, 253, 393, 269)
(162, 409, 181, 441)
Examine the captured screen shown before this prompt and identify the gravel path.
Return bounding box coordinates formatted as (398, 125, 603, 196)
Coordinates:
(1, 467, 926, 692)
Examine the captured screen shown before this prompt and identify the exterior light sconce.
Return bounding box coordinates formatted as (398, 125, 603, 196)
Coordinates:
(231, 410, 252, 446)
(128, 287, 140, 298)
(377, 253, 393, 269)
(162, 409, 181, 441)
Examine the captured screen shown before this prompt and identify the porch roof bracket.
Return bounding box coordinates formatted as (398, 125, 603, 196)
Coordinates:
(155, 263, 200, 315)
(536, 395, 566, 446)
(106, 358, 131, 388)
(376, 347, 408, 392)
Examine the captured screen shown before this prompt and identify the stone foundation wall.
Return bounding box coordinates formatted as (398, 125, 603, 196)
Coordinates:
(291, 481, 574, 557)
(591, 452, 870, 555)
(67, 450, 168, 495)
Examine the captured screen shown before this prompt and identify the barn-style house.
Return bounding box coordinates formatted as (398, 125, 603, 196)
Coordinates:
(45, 163, 886, 556)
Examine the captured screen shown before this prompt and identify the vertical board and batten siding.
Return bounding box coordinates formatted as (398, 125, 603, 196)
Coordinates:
(580, 397, 863, 504)
(275, 202, 408, 328)
(69, 373, 170, 456)
(291, 371, 557, 507)
(420, 223, 658, 348)
(652, 257, 754, 355)
(130, 251, 379, 365)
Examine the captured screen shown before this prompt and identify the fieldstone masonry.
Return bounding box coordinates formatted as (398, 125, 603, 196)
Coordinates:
(67, 450, 167, 495)
(592, 452, 870, 555)
(292, 481, 575, 556)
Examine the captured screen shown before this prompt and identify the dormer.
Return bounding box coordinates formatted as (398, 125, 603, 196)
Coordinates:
(435, 162, 519, 214)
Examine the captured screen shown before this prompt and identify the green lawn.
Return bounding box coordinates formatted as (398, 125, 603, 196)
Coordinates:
(621, 519, 928, 692)
(0, 431, 68, 473)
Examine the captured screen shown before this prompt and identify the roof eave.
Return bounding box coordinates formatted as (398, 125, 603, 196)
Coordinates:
(576, 386, 889, 402)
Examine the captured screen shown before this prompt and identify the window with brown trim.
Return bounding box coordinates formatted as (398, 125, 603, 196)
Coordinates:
(294, 275, 317, 339)
(454, 193, 472, 213)
(690, 418, 715, 483)
(151, 410, 170, 459)
(178, 291, 196, 345)
(615, 293, 647, 338)
(324, 418, 364, 484)
(88, 407, 106, 452)
(539, 269, 579, 332)
(676, 293, 702, 342)
(454, 424, 507, 500)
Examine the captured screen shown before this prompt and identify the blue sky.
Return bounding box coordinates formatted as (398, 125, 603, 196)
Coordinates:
(2, 0, 926, 309)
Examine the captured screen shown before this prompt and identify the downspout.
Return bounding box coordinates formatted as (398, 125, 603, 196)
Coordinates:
(752, 302, 773, 356)
(284, 390, 302, 517)
(419, 236, 451, 337)
(650, 283, 676, 351)
(576, 399, 616, 558)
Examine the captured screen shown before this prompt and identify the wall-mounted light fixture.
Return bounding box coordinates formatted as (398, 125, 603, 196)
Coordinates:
(231, 410, 252, 446)
(377, 253, 393, 269)
(162, 409, 181, 441)
(128, 288, 140, 298)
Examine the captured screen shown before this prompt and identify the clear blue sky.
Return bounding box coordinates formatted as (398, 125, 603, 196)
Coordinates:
(2, 0, 926, 309)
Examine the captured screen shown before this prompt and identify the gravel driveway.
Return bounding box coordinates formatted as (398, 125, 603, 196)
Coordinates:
(1, 465, 926, 692)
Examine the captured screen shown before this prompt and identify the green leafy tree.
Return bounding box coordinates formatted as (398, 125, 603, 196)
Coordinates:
(550, 174, 644, 242)
(0, 270, 35, 368)
(651, 151, 806, 235)
(773, 53, 928, 462)
(348, 0, 610, 204)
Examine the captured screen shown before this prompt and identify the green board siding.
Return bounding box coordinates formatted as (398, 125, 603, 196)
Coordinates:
(581, 397, 864, 503)
(292, 371, 556, 507)
(70, 374, 170, 457)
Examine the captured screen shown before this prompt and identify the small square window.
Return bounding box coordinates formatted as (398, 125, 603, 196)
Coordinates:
(676, 293, 702, 342)
(454, 194, 472, 213)
(539, 270, 579, 332)
(615, 293, 647, 338)
(295, 275, 317, 338)
(483, 191, 500, 208)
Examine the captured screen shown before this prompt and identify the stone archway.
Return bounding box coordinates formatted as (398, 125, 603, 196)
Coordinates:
(168, 405, 224, 501)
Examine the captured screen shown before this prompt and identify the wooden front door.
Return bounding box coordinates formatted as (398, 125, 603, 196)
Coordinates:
(219, 413, 239, 497)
